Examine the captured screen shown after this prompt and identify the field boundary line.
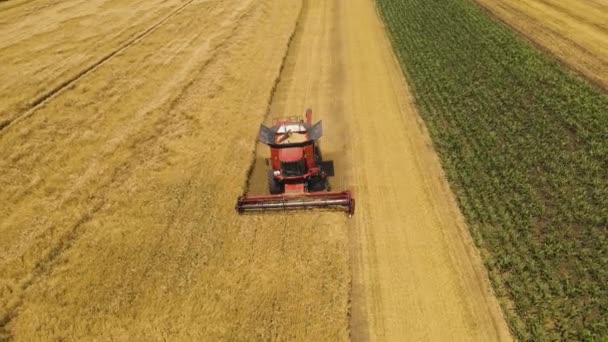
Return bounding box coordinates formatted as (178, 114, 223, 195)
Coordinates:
(0, 0, 196, 134)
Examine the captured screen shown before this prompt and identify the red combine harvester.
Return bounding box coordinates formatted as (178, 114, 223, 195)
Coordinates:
(236, 109, 355, 216)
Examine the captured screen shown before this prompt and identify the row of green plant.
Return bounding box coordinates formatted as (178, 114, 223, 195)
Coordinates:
(377, 0, 607, 339)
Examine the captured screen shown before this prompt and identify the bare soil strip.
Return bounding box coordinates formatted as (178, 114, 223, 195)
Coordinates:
(476, 0, 608, 90)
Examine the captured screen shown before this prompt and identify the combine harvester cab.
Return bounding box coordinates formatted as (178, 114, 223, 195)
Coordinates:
(236, 109, 355, 216)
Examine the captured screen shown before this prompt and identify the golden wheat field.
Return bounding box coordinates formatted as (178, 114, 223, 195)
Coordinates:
(476, 0, 608, 89)
(0, 0, 514, 340)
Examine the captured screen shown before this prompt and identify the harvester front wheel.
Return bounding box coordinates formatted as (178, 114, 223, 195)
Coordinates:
(308, 176, 327, 192)
(268, 170, 284, 194)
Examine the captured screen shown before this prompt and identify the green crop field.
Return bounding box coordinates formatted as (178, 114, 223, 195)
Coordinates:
(377, 0, 608, 339)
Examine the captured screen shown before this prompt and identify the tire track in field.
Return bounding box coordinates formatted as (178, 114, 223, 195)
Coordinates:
(0, 0, 243, 269)
(0, 201, 105, 338)
(240, 1, 307, 195)
(0, 0, 195, 133)
(118, 0, 263, 292)
(0, 1, 258, 335)
(0, 0, 34, 12)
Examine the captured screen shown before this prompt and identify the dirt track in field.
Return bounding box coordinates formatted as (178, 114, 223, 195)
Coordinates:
(476, 0, 608, 90)
(328, 0, 511, 340)
(1, 0, 510, 340)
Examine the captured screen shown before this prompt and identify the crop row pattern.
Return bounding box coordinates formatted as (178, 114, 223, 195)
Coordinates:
(377, 0, 608, 339)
